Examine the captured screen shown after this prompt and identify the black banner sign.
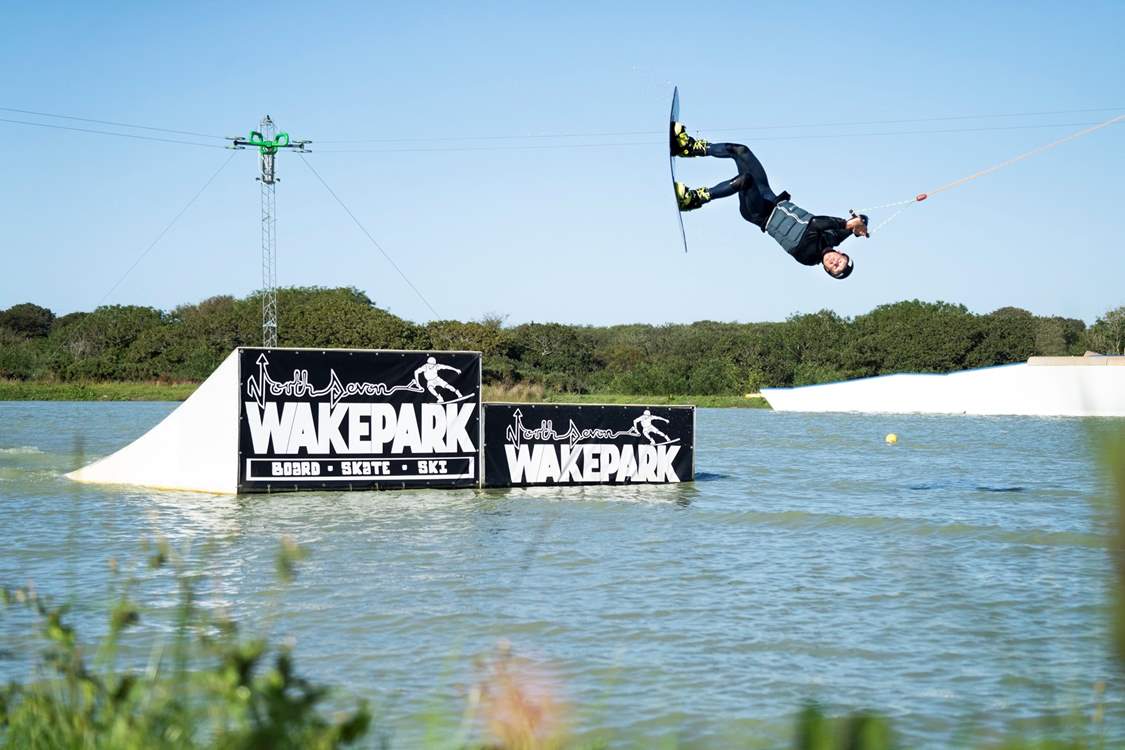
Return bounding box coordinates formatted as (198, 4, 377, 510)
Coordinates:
(482, 403, 694, 487)
(237, 348, 481, 492)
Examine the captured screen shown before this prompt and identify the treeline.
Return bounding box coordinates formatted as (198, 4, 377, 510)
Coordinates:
(1, 287, 1122, 394)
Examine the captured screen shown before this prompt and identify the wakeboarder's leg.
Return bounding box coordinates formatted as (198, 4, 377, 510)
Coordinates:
(705, 142, 782, 228)
(676, 140, 783, 217)
(704, 175, 745, 200)
(706, 143, 779, 203)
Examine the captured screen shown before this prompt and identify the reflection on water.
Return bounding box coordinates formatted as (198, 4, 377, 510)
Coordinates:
(691, 471, 732, 482)
(0, 402, 1118, 748)
(908, 480, 1026, 492)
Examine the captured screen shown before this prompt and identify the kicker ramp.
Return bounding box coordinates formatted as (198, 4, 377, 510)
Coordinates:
(67, 349, 241, 493)
(67, 347, 483, 494)
(762, 357, 1125, 416)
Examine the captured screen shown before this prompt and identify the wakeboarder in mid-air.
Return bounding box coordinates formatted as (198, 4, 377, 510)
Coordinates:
(671, 123, 869, 279)
(632, 410, 672, 445)
(413, 356, 463, 403)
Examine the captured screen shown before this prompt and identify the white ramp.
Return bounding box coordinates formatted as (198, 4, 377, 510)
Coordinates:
(762, 357, 1125, 417)
(67, 349, 240, 494)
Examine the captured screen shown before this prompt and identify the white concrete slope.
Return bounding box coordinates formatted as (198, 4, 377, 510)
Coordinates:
(66, 349, 240, 493)
(761, 357, 1125, 417)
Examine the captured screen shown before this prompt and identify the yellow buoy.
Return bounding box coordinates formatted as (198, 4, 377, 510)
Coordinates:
(885, 433, 898, 445)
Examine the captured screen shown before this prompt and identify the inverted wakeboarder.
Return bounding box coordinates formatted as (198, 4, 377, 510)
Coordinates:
(633, 410, 672, 445)
(671, 123, 869, 279)
(413, 356, 463, 403)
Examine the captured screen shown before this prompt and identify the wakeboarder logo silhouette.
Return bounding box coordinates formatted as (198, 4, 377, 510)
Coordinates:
(631, 410, 675, 445)
(504, 408, 680, 449)
(246, 353, 475, 409)
(412, 356, 464, 403)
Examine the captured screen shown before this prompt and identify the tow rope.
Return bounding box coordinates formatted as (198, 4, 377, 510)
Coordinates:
(856, 113, 1125, 233)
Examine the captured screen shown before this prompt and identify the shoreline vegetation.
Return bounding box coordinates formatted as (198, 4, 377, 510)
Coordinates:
(0, 379, 200, 402)
(1, 288, 1122, 405)
(0, 378, 768, 407)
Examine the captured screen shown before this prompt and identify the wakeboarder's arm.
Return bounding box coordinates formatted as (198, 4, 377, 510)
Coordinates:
(845, 216, 869, 237)
(436, 364, 461, 375)
(809, 215, 847, 233)
(809, 216, 852, 248)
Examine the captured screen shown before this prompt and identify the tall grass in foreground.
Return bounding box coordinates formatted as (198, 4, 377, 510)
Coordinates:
(482, 382, 769, 409)
(0, 539, 370, 749)
(2, 430, 1123, 748)
(0, 379, 198, 401)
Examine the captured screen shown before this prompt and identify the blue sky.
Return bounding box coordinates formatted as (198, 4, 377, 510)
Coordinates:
(2, 1, 1122, 326)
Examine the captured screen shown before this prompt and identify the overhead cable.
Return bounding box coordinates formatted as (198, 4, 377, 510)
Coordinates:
(298, 155, 440, 319)
(0, 116, 228, 149)
(97, 151, 238, 305)
(856, 113, 1125, 232)
(314, 120, 1119, 154)
(0, 105, 226, 139)
(316, 106, 1125, 144)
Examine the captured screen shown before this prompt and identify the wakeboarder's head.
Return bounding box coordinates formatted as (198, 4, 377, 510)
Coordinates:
(823, 250, 854, 280)
(426, 356, 437, 365)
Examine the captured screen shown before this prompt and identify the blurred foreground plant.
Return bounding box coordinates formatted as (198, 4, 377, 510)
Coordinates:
(467, 640, 570, 750)
(1105, 427, 1125, 667)
(0, 538, 369, 750)
(792, 704, 893, 750)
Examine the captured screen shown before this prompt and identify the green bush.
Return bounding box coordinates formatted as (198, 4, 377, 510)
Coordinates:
(4, 292, 1122, 396)
(792, 363, 850, 386)
(0, 303, 54, 338)
(1088, 306, 1125, 355)
(0, 329, 42, 379)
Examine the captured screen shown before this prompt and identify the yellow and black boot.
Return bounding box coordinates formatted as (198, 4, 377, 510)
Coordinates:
(670, 122, 709, 157)
(675, 182, 710, 211)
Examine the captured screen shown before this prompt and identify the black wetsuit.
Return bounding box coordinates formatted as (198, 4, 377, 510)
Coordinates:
(786, 215, 852, 266)
(705, 143, 852, 264)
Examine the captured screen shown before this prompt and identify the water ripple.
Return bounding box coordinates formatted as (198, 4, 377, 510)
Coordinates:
(0, 403, 1119, 748)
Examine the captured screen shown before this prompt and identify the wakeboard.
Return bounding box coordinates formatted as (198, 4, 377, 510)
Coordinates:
(669, 86, 688, 253)
(648, 438, 681, 447)
(434, 392, 477, 405)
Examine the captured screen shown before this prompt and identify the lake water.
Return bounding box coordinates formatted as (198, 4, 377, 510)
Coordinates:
(0, 402, 1119, 748)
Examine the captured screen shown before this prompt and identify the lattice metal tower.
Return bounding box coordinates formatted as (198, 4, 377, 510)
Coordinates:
(227, 117, 309, 348)
(258, 116, 279, 346)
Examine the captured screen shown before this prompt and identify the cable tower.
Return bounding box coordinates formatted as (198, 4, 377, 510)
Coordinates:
(227, 116, 310, 347)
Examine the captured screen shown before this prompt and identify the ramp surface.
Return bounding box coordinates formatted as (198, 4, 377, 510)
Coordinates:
(67, 349, 240, 493)
(762, 358, 1125, 417)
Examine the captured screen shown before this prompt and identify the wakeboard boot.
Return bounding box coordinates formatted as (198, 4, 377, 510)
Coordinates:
(675, 182, 711, 211)
(670, 122, 709, 157)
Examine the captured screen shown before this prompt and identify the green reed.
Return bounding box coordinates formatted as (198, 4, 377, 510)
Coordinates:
(0, 538, 370, 749)
(0, 379, 198, 401)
